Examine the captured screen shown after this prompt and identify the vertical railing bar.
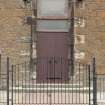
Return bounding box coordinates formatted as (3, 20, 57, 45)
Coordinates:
(103, 78, 104, 100)
(31, 59, 36, 104)
(58, 57, 62, 104)
(71, 63, 73, 104)
(68, 59, 70, 104)
(11, 65, 14, 105)
(0, 54, 1, 80)
(38, 59, 42, 104)
(42, 58, 44, 104)
(75, 62, 77, 104)
(22, 63, 24, 104)
(27, 63, 30, 104)
(98, 77, 100, 100)
(66, 58, 67, 104)
(54, 56, 55, 104)
(61, 58, 63, 104)
(14, 65, 16, 104)
(49, 57, 51, 105)
(7, 57, 10, 105)
(33, 58, 37, 104)
(49, 56, 51, 105)
(57, 57, 59, 104)
(58, 62, 60, 104)
(50, 57, 52, 105)
(82, 64, 87, 104)
(0, 54, 1, 104)
(104, 79, 105, 99)
(67, 58, 68, 104)
(18, 64, 19, 104)
(61, 65, 63, 104)
(83, 64, 85, 104)
(64, 58, 66, 104)
(101, 78, 103, 100)
(64, 61, 66, 104)
(45, 58, 49, 104)
(100, 78, 101, 100)
(101, 78, 102, 100)
(88, 64, 91, 105)
(41, 59, 46, 104)
(39, 60, 41, 104)
(79, 63, 80, 104)
(24, 62, 27, 104)
(46, 58, 48, 104)
(86, 64, 88, 103)
(93, 57, 97, 105)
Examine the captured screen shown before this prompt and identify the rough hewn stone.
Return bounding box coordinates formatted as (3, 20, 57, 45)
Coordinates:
(0, 0, 105, 73)
(0, 0, 31, 64)
(76, 0, 105, 73)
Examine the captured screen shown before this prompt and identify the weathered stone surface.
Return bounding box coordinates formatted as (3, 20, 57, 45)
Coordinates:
(0, 0, 105, 73)
(76, 0, 105, 73)
(0, 0, 31, 64)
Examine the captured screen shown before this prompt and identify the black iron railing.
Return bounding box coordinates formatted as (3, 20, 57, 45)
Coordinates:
(0, 54, 101, 105)
(10, 60, 90, 105)
(96, 74, 105, 105)
(0, 55, 10, 105)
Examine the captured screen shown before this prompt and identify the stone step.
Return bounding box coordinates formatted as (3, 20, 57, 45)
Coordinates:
(10, 86, 93, 93)
(21, 83, 84, 89)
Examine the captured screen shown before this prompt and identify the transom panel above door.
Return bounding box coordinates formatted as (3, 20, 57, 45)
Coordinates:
(37, 0, 68, 19)
(37, 20, 70, 32)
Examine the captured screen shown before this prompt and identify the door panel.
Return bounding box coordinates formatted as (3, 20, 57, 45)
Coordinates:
(36, 32, 69, 83)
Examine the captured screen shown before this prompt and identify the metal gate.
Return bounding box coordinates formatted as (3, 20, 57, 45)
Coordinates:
(10, 60, 91, 105)
(0, 55, 96, 105)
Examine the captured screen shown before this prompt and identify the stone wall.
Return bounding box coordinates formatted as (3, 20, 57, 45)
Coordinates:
(0, 0, 105, 73)
(0, 0, 32, 64)
(75, 0, 105, 73)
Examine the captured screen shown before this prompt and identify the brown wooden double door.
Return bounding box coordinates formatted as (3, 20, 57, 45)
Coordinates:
(36, 32, 69, 83)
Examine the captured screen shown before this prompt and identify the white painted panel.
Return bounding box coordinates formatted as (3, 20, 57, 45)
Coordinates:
(37, 20, 69, 32)
(37, 0, 68, 18)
